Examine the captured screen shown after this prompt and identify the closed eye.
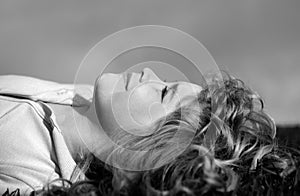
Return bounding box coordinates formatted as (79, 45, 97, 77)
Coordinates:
(161, 86, 168, 102)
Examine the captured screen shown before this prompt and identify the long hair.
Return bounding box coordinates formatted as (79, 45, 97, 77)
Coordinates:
(30, 75, 300, 196)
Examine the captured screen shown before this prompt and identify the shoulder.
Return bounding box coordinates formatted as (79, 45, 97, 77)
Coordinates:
(0, 75, 94, 106)
(0, 96, 61, 194)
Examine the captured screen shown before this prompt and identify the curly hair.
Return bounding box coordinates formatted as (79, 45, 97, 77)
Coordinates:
(29, 75, 300, 196)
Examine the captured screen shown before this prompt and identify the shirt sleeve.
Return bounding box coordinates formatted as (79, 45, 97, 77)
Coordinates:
(0, 75, 94, 106)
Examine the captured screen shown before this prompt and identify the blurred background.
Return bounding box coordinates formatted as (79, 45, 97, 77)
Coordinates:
(0, 0, 299, 129)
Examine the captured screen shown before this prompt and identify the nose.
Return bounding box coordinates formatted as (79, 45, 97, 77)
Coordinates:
(141, 67, 163, 83)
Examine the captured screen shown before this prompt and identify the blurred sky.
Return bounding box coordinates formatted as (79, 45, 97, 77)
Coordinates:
(0, 0, 299, 124)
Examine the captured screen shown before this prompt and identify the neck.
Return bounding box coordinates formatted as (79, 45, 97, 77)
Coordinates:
(74, 95, 114, 161)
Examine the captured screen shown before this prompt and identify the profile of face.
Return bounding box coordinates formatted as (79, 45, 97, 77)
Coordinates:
(94, 67, 203, 136)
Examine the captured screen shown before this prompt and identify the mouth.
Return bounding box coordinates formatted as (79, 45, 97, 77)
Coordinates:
(123, 72, 133, 90)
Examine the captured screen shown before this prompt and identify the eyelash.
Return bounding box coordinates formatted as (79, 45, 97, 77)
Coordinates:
(161, 85, 168, 102)
(161, 79, 178, 102)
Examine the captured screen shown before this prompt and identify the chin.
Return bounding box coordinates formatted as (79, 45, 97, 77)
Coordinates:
(96, 73, 120, 94)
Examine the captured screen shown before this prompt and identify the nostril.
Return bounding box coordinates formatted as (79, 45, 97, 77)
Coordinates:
(142, 67, 155, 80)
(141, 67, 162, 83)
(143, 67, 151, 75)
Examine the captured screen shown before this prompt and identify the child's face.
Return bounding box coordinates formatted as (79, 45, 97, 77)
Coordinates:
(94, 67, 203, 136)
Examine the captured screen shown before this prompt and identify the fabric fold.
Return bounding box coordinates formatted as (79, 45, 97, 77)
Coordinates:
(0, 75, 94, 194)
(0, 75, 94, 106)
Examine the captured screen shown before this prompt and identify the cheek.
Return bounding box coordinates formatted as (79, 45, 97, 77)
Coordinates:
(96, 85, 173, 136)
(129, 86, 158, 116)
(128, 87, 168, 126)
(110, 88, 167, 130)
(111, 92, 155, 129)
(130, 85, 159, 103)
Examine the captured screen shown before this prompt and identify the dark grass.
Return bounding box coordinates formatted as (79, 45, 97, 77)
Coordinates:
(276, 125, 300, 148)
(2, 125, 300, 196)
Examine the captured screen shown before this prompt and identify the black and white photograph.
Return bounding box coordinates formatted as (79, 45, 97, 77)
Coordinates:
(0, 1, 299, 195)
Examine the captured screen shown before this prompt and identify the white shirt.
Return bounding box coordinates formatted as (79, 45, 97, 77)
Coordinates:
(0, 75, 93, 195)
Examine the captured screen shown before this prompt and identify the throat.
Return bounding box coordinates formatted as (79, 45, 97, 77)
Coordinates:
(47, 102, 114, 163)
(47, 103, 91, 162)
